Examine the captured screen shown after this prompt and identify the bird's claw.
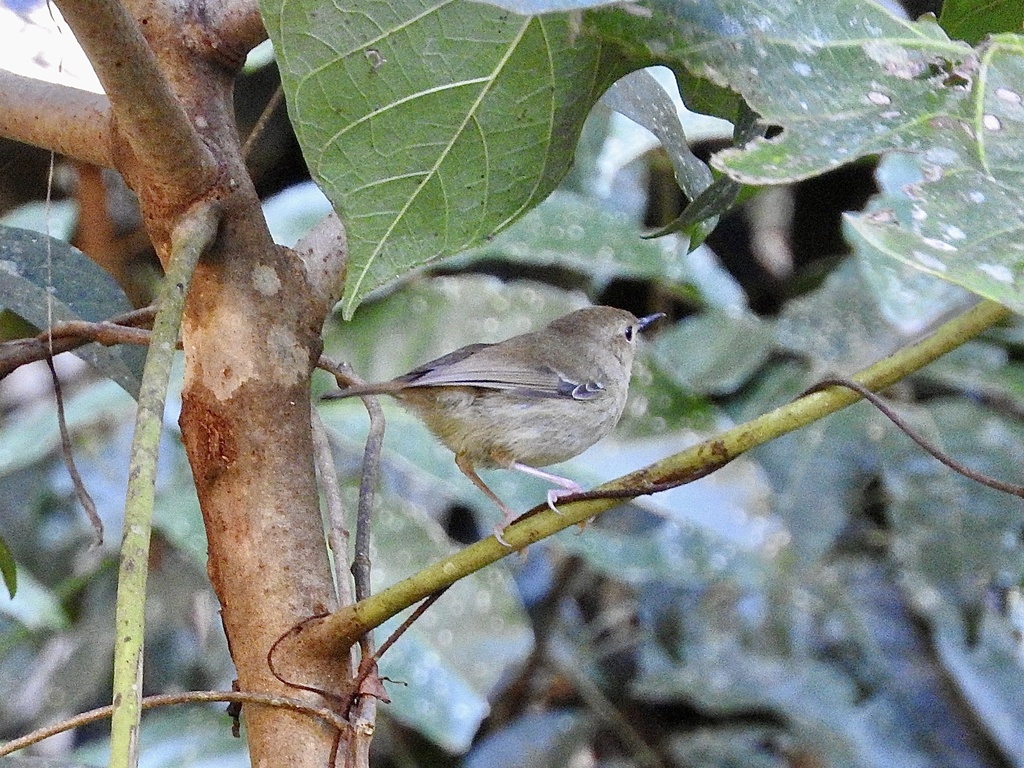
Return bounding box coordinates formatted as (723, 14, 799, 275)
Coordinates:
(492, 523, 512, 548)
(546, 484, 583, 514)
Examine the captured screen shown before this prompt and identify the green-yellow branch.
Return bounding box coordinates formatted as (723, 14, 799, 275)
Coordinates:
(318, 298, 1013, 650)
(109, 202, 220, 768)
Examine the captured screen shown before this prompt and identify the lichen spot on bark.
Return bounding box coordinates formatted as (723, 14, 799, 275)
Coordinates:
(267, 324, 311, 383)
(252, 264, 281, 296)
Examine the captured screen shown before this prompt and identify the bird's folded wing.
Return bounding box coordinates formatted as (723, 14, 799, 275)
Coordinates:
(402, 345, 602, 400)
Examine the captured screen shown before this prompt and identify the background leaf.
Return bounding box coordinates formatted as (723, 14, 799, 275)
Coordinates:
(0, 535, 15, 598)
(939, 0, 1024, 45)
(363, 491, 532, 752)
(0, 226, 144, 397)
(455, 191, 687, 291)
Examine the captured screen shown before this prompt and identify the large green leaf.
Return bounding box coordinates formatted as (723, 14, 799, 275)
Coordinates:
(590, 1, 973, 182)
(845, 35, 1024, 313)
(590, 2, 1024, 313)
(0, 226, 144, 397)
(261, 0, 633, 316)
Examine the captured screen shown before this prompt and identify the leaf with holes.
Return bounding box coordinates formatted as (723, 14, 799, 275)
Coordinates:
(261, 0, 632, 317)
(589, 1, 973, 182)
(589, 2, 1024, 312)
(847, 35, 1024, 313)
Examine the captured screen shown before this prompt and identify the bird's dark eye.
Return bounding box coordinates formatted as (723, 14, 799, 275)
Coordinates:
(623, 325, 635, 342)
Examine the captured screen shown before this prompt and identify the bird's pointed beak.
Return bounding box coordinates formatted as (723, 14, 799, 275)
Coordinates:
(637, 313, 666, 332)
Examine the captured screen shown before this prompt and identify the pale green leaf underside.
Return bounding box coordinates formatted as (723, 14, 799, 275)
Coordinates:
(602, 0, 970, 182)
(262, 0, 627, 316)
(612, 0, 1024, 313)
(847, 35, 1024, 313)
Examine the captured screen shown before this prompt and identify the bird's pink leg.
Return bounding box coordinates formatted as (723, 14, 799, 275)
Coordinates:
(455, 453, 518, 547)
(509, 462, 584, 513)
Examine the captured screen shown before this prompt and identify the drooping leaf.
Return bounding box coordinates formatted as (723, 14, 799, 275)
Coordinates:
(642, 100, 761, 241)
(261, 0, 633, 316)
(601, 69, 714, 206)
(0, 226, 144, 397)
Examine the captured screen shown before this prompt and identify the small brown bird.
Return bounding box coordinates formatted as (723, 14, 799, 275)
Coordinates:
(323, 306, 663, 544)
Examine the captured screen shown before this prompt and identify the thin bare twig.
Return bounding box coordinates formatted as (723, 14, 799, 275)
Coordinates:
(353, 399, 385, 604)
(0, 689, 349, 757)
(315, 355, 360, 388)
(317, 355, 387, 766)
(0, 306, 157, 379)
(342, 586, 450, 764)
(266, 613, 344, 703)
(242, 85, 284, 161)
(45, 357, 103, 544)
(804, 376, 1024, 498)
(316, 355, 385, 604)
(347, 690, 376, 768)
(316, 355, 433, 765)
(374, 588, 449, 666)
(312, 410, 355, 613)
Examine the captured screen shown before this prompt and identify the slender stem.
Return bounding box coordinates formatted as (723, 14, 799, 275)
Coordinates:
(312, 411, 355, 612)
(0, 309, 156, 380)
(352, 396, 385, 603)
(0, 689, 347, 757)
(241, 85, 284, 161)
(46, 358, 102, 543)
(320, 299, 1013, 646)
(109, 202, 220, 768)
